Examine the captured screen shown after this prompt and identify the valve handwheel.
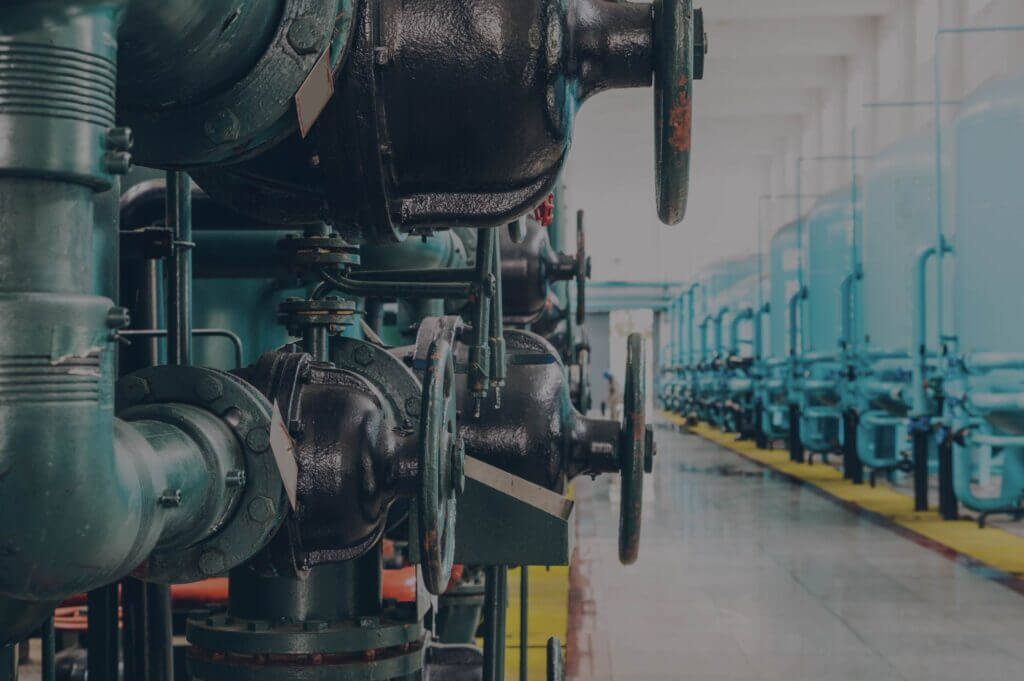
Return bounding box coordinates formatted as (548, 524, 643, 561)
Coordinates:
(575, 210, 590, 326)
(418, 337, 462, 594)
(654, 1, 706, 225)
(619, 333, 649, 565)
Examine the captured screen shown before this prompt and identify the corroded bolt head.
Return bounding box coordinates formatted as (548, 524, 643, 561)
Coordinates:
(121, 376, 150, 404)
(247, 496, 275, 523)
(354, 345, 375, 367)
(204, 109, 240, 143)
(246, 427, 271, 453)
(198, 549, 225, 576)
(104, 151, 132, 175)
(195, 375, 224, 402)
(246, 620, 270, 632)
(105, 126, 134, 151)
(287, 17, 321, 55)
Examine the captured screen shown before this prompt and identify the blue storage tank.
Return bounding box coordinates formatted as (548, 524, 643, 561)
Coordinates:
(803, 187, 856, 356)
(862, 132, 946, 355)
(794, 186, 858, 458)
(853, 130, 951, 474)
(769, 220, 801, 360)
(948, 72, 1024, 520)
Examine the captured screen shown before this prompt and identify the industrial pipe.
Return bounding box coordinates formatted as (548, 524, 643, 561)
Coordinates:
(699, 315, 713, 362)
(687, 283, 701, 366)
(713, 307, 730, 357)
(729, 306, 754, 356)
(0, 4, 281, 643)
(787, 288, 806, 357)
(911, 243, 950, 415)
(963, 353, 1024, 374)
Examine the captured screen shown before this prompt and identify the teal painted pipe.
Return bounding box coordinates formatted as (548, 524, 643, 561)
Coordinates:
(0, 3, 275, 642)
(729, 307, 753, 356)
(361, 230, 466, 272)
(787, 288, 805, 357)
(686, 283, 700, 366)
(911, 245, 939, 415)
(713, 307, 729, 356)
(963, 353, 1024, 374)
(699, 315, 712, 362)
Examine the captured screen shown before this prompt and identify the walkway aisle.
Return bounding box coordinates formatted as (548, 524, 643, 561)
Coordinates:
(569, 425, 1024, 681)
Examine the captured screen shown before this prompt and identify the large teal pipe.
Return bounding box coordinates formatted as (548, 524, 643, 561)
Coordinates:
(0, 3, 269, 642)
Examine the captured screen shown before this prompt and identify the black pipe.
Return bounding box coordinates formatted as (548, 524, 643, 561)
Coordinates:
(482, 566, 508, 681)
(938, 436, 958, 520)
(40, 615, 54, 681)
(165, 171, 193, 367)
(843, 410, 863, 485)
(519, 567, 528, 681)
(788, 404, 804, 464)
(86, 586, 118, 681)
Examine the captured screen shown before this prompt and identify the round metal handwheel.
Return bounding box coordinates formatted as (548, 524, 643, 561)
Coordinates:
(653, 1, 705, 225)
(575, 210, 590, 326)
(418, 337, 461, 594)
(618, 333, 647, 565)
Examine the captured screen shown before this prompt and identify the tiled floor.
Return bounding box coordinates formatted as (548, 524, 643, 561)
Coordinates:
(570, 423, 1024, 681)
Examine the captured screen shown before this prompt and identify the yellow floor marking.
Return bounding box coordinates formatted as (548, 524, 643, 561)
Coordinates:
(663, 412, 1024, 576)
(475, 481, 574, 679)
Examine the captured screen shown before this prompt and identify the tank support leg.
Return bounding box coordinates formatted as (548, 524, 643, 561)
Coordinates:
(938, 438, 959, 520)
(913, 429, 930, 511)
(483, 566, 509, 681)
(788, 404, 805, 463)
(843, 410, 864, 484)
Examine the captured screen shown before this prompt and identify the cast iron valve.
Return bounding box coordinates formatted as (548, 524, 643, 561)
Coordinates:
(500, 213, 590, 326)
(429, 329, 654, 565)
(236, 337, 464, 595)
(127, 0, 705, 240)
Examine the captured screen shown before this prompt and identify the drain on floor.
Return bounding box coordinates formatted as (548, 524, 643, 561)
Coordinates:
(677, 462, 770, 478)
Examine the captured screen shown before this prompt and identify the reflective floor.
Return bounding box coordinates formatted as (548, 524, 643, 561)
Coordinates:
(570, 423, 1024, 681)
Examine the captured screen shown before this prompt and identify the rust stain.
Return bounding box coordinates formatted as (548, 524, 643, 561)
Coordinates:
(668, 89, 692, 153)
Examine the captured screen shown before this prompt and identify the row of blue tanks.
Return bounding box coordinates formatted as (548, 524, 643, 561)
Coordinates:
(659, 70, 1024, 527)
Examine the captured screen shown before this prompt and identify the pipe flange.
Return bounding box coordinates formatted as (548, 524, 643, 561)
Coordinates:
(121, 0, 355, 168)
(116, 366, 287, 583)
(277, 297, 359, 334)
(332, 338, 421, 429)
(187, 612, 422, 656)
(278, 233, 362, 272)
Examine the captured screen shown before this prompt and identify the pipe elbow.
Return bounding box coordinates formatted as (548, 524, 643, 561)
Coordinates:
(0, 415, 163, 601)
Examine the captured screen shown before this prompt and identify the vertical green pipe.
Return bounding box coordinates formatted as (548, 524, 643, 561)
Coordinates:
(40, 615, 53, 681)
(0, 644, 13, 681)
(519, 567, 528, 681)
(87, 587, 118, 681)
(687, 284, 700, 366)
(166, 171, 192, 366)
(483, 566, 508, 681)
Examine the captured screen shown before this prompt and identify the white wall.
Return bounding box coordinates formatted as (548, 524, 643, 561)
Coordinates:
(563, 0, 1024, 283)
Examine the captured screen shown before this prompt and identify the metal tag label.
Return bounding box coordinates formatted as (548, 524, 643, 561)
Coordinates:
(270, 400, 299, 510)
(295, 49, 334, 138)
